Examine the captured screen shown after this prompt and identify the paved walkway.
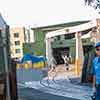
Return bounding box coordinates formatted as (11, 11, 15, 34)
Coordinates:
(18, 64, 92, 100)
(48, 64, 80, 80)
(18, 87, 80, 100)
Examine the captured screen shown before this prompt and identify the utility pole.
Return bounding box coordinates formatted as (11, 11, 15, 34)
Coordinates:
(75, 32, 84, 77)
(2, 27, 11, 100)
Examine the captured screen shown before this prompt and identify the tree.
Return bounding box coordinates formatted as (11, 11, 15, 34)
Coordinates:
(85, 0, 94, 5)
(85, 0, 100, 12)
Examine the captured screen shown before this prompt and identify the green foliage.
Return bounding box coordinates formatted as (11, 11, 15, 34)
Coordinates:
(85, 0, 100, 12)
(85, 0, 94, 5)
(23, 42, 46, 56)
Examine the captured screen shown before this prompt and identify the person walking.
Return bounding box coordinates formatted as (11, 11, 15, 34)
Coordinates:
(49, 57, 57, 72)
(62, 55, 69, 71)
(91, 42, 100, 100)
(62, 54, 70, 81)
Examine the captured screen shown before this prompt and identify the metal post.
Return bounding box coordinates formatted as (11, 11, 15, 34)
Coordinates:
(2, 28, 11, 100)
(75, 32, 80, 76)
(75, 32, 84, 77)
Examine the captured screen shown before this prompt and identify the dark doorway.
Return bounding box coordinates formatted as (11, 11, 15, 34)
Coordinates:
(81, 45, 95, 83)
(83, 45, 94, 54)
(52, 47, 69, 65)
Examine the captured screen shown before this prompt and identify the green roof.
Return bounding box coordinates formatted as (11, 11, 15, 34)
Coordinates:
(31, 20, 90, 32)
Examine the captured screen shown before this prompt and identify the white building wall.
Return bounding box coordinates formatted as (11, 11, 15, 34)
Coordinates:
(30, 29, 34, 43)
(25, 28, 34, 43)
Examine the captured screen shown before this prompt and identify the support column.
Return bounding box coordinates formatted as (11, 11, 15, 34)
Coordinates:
(75, 32, 84, 76)
(46, 38, 53, 66)
(96, 19, 100, 43)
(91, 19, 100, 44)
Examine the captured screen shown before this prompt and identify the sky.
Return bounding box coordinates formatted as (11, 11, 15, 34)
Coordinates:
(0, 0, 100, 27)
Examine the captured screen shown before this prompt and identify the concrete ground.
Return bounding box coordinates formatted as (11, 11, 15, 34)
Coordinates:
(18, 87, 80, 100)
(48, 64, 79, 80)
(18, 64, 92, 100)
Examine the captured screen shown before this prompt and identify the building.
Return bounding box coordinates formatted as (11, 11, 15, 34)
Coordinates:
(46, 19, 100, 78)
(23, 20, 89, 56)
(24, 19, 100, 66)
(10, 27, 34, 59)
(10, 27, 25, 59)
(46, 26, 93, 64)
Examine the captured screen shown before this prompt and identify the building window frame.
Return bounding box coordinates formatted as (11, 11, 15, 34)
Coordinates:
(57, 35, 61, 40)
(15, 41, 20, 46)
(14, 33, 19, 38)
(64, 33, 75, 39)
(15, 49, 20, 54)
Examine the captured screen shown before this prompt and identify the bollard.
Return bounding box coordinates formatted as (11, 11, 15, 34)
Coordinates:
(75, 59, 80, 76)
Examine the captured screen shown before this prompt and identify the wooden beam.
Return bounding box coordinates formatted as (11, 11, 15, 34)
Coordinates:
(46, 20, 96, 38)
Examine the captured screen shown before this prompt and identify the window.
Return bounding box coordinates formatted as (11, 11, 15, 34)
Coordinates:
(64, 33, 74, 39)
(64, 34, 68, 39)
(0, 30, 2, 45)
(57, 36, 61, 40)
(15, 49, 20, 53)
(14, 33, 19, 38)
(15, 41, 20, 45)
